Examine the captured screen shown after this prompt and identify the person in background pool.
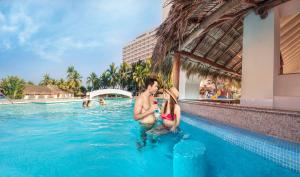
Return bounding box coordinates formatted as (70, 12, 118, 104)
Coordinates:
(83, 99, 92, 108)
(82, 94, 92, 108)
(99, 97, 106, 106)
(134, 77, 159, 148)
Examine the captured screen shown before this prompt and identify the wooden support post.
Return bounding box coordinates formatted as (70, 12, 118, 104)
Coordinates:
(172, 53, 181, 90)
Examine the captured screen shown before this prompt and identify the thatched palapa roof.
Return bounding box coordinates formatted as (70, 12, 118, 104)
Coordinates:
(23, 85, 70, 95)
(152, 0, 291, 78)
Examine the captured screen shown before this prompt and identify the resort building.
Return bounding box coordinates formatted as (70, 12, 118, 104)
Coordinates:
(152, 0, 300, 143)
(122, 0, 172, 64)
(23, 85, 73, 99)
(122, 28, 157, 64)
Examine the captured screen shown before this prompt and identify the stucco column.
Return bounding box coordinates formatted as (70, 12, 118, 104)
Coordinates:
(172, 53, 181, 90)
(179, 67, 201, 100)
(241, 9, 280, 108)
(179, 68, 186, 99)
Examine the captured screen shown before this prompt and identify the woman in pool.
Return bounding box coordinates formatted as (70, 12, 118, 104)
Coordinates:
(160, 87, 181, 132)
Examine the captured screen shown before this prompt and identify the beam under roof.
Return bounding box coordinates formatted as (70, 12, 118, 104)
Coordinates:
(231, 60, 242, 70)
(224, 51, 242, 67)
(178, 50, 241, 76)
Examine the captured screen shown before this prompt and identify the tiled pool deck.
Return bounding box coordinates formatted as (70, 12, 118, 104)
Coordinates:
(182, 112, 300, 173)
(180, 100, 300, 143)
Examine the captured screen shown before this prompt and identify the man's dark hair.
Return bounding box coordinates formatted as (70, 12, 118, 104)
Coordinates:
(144, 77, 158, 88)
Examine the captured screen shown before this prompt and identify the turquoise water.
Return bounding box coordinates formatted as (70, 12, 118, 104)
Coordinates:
(0, 99, 299, 177)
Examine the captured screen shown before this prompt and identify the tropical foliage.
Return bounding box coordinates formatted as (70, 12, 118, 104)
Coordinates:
(87, 72, 99, 91)
(92, 59, 154, 94)
(99, 71, 110, 89)
(38, 66, 83, 96)
(118, 62, 131, 90)
(156, 55, 174, 90)
(83, 59, 161, 94)
(66, 66, 82, 95)
(0, 76, 25, 99)
(0, 59, 171, 99)
(56, 78, 69, 91)
(39, 74, 56, 86)
(106, 63, 119, 89)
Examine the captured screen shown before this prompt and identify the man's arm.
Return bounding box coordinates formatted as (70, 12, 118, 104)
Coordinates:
(160, 101, 166, 114)
(134, 97, 155, 120)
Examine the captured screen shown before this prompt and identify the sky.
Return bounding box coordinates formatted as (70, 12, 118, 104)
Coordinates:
(0, 0, 162, 84)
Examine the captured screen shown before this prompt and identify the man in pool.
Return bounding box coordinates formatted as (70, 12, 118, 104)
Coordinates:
(134, 77, 159, 125)
(134, 77, 159, 148)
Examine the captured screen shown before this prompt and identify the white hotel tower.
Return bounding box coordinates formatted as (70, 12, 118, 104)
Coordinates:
(122, 0, 171, 64)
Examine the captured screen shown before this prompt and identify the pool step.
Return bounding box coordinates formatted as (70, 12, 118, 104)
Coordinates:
(173, 140, 206, 177)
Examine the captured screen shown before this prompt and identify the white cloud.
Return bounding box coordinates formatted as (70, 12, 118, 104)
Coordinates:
(11, 11, 39, 44)
(1, 25, 17, 32)
(0, 3, 40, 45)
(58, 37, 102, 49)
(0, 11, 5, 22)
(1, 40, 12, 50)
(0, 0, 161, 64)
(30, 37, 102, 62)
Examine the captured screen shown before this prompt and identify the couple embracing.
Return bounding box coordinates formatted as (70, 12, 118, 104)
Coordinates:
(134, 77, 181, 136)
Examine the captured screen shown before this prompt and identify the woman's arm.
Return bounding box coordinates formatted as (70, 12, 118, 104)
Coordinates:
(174, 104, 181, 127)
(170, 104, 181, 132)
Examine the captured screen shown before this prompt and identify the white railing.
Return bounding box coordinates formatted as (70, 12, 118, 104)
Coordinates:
(88, 89, 132, 99)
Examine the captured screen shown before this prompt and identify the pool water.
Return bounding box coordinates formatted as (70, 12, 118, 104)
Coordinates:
(0, 99, 299, 177)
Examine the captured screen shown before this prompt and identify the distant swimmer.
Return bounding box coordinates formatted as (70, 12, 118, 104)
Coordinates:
(99, 97, 106, 106)
(83, 95, 92, 108)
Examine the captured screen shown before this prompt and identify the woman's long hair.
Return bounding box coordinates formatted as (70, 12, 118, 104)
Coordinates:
(163, 95, 176, 120)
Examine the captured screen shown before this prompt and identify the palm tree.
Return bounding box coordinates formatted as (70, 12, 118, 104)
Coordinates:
(0, 76, 25, 99)
(143, 59, 152, 77)
(56, 78, 68, 90)
(157, 73, 173, 90)
(100, 71, 110, 89)
(156, 56, 173, 89)
(86, 72, 99, 91)
(67, 66, 75, 80)
(39, 74, 55, 86)
(107, 63, 119, 89)
(66, 66, 82, 95)
(118, 62, 131, 90)
(133, 65, 146, 92)
(27, 81, 35, 85)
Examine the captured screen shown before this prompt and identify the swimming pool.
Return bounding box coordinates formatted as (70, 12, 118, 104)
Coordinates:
(0, 99, 299, 177)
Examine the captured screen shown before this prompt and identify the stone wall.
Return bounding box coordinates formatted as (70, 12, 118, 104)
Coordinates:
(180, 100, 300, 143)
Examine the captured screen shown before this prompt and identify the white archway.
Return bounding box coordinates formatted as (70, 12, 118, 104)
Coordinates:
(88, 89, 132, 99)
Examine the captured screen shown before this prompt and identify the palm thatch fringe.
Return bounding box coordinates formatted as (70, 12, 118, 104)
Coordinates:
(181, 58, 241, 88)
